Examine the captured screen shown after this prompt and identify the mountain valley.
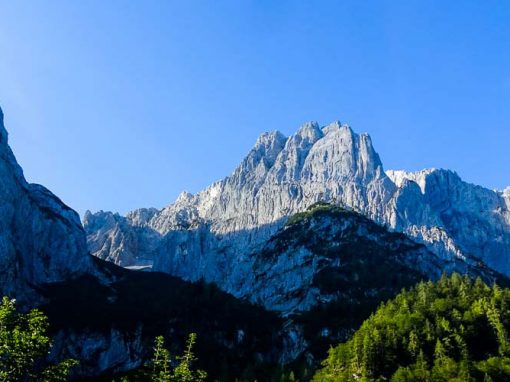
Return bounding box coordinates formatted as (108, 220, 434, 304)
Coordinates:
(0, 106, 509, 380)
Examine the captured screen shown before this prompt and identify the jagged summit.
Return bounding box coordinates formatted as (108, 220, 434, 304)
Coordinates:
(321, 120, 342, 134)
(1, 105, 509, 375)
(86, 120, 397, 273)
(176, 191, 193, 203)
(254, 130, 287, 146)
(0, 107, 297, 378)
(85, 118, 510, 299)
(295, 121, 322, 140)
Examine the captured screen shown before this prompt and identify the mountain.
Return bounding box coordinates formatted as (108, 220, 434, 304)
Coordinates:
(85, 121, 510, 311)
(239, 202, 503, 314)
(386, 168, 510, 268)
(1, 104, 468, 379)
(41, 269, 286, 380)
(78, 202, 507, 378)
(0, 107, 98, 305)
(1, 105, 508, 379)
(0, 106, 291, 380)
(233, 202, 507, 364)
(83, 199, 507, 377)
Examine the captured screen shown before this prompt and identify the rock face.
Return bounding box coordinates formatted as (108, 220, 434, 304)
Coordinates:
(84, 209, 158, 268)
(386, 169, 510, 269)
(0, 106, 142, 375)
(84, 122, 399, 299)
(241, 203, 506, 357)
(0, 106, 287, 378)
(0, 107, 97, 305)
(0, 105, 507, 377)
(85, 120, 510, 310)
(239, 203, 503, 314)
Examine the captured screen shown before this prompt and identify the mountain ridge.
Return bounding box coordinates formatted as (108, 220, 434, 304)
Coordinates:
(0, 106, 296, 379)
(0, 106, 100, 305)
(85, 120, 510, 309)
(0, 106, 508, 378)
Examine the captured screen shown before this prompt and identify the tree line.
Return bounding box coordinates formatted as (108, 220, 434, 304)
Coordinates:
(313, 273, 510, 381)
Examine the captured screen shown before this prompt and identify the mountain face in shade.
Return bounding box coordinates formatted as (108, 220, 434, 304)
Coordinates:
(0, 107, 98, 305)
(0, 106, 290, 379)
(84, 120, 510, 312)
(236, 203, 504, 314)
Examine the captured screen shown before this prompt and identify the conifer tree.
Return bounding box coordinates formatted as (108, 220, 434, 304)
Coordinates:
(149, 333, 206, 382)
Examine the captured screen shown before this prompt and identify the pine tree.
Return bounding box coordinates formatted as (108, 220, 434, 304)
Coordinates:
(485, 300, 508, 356)
(149, 333, 206, 382)
(173, 333, 206, 382)
(151, 336, 172, 382)
(408, 330, 419, 357)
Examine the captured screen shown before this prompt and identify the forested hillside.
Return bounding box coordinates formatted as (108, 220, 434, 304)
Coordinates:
(314, 274, 510, 381)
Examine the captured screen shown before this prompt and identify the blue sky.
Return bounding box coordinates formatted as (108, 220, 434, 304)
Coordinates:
(0, 1, 509, 215)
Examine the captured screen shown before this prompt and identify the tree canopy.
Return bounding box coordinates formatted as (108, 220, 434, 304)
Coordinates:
(313, 273, 510, 382)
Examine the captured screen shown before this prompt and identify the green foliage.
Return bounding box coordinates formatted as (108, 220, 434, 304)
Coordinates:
(313, 274, 510, 382)
(172, 333, 207, 382)
(149, 334, 206, 382)
(41, 271, 282, 381)
(285, 202, 351, 226)
(113, 334, 207, 382)
(151, 336, 172, 382)
(0, 296, 77, 382)
(277, 202, 429, 363)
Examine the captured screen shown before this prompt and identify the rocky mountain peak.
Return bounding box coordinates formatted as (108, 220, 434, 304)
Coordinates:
(255, 130, 287, 147)
(125, 208, 159, 227)
(175, 191, 194, 204)
(83, 210, 119, 230)
(299, 122, 384, 184)
(85, 117, 510, 296)
(85, 120, 401, 285)
(295, 121, 323, 141)
(324, 121, 352, 134)
(233, 130, 287, 185)
(321, 120, 342, 135)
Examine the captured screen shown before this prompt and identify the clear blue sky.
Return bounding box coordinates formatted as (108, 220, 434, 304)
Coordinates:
(1, 1, 509, 216)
